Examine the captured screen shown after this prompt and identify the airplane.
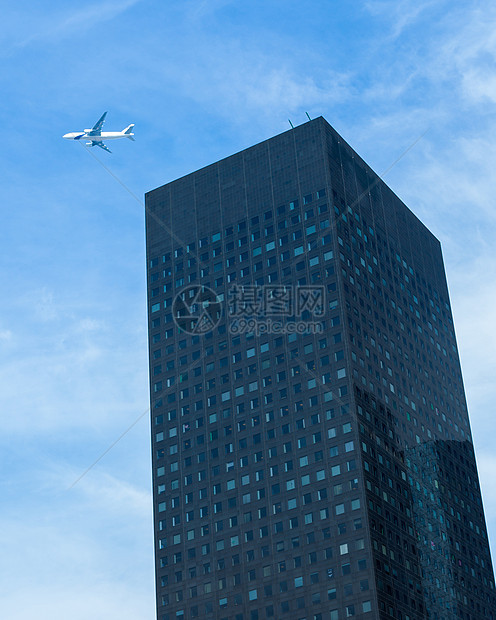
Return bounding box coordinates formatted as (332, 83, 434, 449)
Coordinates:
(63, 112, 134, 153)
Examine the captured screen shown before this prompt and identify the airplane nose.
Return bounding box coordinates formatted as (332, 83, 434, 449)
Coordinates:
(63, 133, 70, 139)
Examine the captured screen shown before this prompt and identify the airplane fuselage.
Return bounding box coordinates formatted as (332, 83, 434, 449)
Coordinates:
(63, 131, 134, 141)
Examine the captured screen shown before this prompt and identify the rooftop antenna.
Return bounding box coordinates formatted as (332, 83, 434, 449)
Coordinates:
(305, 112, 312, 121)
(288, 119, 294, 129)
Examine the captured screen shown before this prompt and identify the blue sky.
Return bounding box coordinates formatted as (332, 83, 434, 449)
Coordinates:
(1, 1, 495, 617)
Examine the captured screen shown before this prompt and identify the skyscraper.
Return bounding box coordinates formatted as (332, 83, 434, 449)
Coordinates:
(145, 117, 495, 620)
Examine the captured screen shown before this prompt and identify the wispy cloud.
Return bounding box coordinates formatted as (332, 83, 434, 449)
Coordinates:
(0, 329, 12, 341)
(34, 287, 59, 321)
(0, 290, 147, 434)
(473, 452, 496, 552)
(448, 250, 496, 414)
(365, 0, 440, 39)
(185, 0, 236, 21)
(135, 31, 353, 130)
(8, 0, 142, 51)
(437, 6, 496, 105)
(0, 473, 154, 620)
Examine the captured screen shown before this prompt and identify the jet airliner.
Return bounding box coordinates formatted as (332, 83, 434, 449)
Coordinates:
(63, 112, 134, 153)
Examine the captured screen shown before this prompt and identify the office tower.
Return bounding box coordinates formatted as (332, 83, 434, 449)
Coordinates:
(145, 118, 495, 620)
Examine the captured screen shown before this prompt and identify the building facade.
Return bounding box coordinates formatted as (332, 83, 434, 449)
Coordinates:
(145, 118, 495, 620)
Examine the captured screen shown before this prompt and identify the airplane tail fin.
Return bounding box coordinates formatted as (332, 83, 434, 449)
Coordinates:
(123, 124, 135, 139)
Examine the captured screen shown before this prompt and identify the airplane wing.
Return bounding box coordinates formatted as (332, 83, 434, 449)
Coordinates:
(92, 140, 111, 153)
(87, 111, 107, 136)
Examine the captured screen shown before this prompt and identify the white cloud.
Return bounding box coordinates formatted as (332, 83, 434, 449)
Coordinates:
(58, 466, 152, 517)
(34, 287, 59, 321)
(0, 348, 147, 434)
(0, 292, 147, 434)
(0, 329, 12, 341)
(439, 6, 496, 105)
(0, 444, 154, 618)
(0, 583, 154, 620)
(356, 1, 496, 132)
(77, 317, 105, 332)
(12, 0, 143, 49)
(448, 250, 496, 435)
(476, 452, 496, 513)
(149, 40, 353, 126)
(0, 486, 154, 620)
(473, 452, 496, 554)
(185, 0, 236, 20)
(365, 0, 439, 39)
